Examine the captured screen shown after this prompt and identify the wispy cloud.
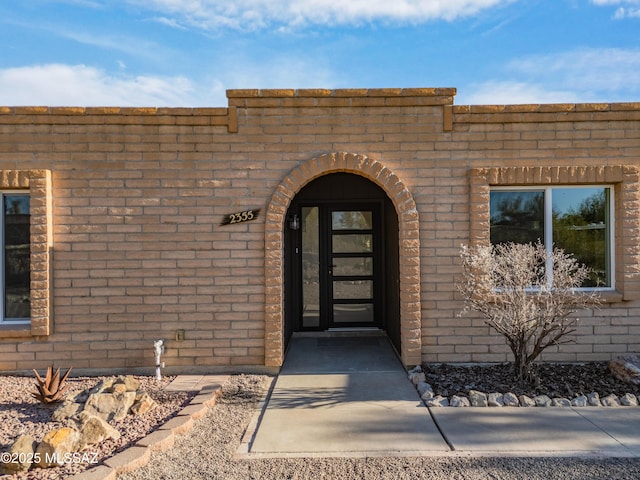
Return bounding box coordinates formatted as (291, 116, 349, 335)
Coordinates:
(0, 64, 202, 107)
(591, 0, 639, 4)
(128, 0, 515, 31)
(57, 29, 169, 60)
(509, 48, 640, 94)
(462, 82, 578, 105)
(463, 47, 640, 105)
(613, 7, 640, 18)
(0, 55, 342, 107)
(1, 13, 171, 62)
(219, 54, 339, 90)
(591, 0, 640, 19)
(49, 0, 106, 7)
(152, 16, 188, 29)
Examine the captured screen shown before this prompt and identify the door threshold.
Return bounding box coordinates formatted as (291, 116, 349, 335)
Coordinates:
(328, 327, 381, 332)
(293, 328, 384, 338)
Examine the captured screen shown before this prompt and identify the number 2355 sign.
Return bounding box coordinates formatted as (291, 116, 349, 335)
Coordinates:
(220, 209, 260, 226)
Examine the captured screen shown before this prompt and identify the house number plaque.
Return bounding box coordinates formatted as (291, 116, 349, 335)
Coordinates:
(221, 209, 260, 226)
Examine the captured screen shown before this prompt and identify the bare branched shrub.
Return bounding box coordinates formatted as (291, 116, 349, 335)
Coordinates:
(458, 241, 601, 382)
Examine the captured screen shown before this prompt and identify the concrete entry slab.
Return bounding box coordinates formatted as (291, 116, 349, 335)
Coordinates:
(249, 334, 449, 455)
(429, 407, 633, 456)
(573, 408, 640, 455)
(280, 334, 404, 374)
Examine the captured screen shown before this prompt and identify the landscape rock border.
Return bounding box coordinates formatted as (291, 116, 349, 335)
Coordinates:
(2, 375, 154, 474)
(408, 366, 640, 408)
(67, 376, 226, 480)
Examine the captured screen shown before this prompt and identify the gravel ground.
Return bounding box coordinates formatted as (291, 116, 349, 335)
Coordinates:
(118, 374, 640, 480)
(0, 374, 193, 479)
(423, 362, 640, 400)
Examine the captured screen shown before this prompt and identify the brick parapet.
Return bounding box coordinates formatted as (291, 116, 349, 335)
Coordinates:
(227, 88, 457, 109)
(0, 107, 237, 132)
(227, 88, 457, 98)
(0, 107, 229, 116)
(453, 102, 640, 124)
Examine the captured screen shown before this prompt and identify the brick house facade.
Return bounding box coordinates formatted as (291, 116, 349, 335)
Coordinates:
(0, 88, 638, 373)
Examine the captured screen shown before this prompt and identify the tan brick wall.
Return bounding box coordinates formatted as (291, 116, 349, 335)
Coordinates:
(0, 89, 638, 372)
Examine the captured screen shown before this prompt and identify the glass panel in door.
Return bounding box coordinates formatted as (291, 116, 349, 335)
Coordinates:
(333, 257, 373, 276)
(332, 211, 373, 230)
(301, 206, 320, 328)
(333, 280, 373, 299)
(332, 234, 373, 253)
(330, 209, 377, 326)
(333, 304, 374, 324)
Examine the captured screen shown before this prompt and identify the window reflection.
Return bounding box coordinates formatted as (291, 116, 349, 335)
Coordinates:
(553, 188, 609, 287)
(333, 304, 374, 323)
(489, 187, 611, 288)
(332, 234, 373, 253)
(333, 280, 373, 299)
(4, 195, 30, 319)
(490, 191, 544, 245)
(301, 207, 320, 327)
(332, 211, 373, 230)
(333, 257, 373, 276)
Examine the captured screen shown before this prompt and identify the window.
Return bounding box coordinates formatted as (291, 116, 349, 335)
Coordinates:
(490, 186, 612, 289)
(1, 193, 30, 323)
(0, 170, 51, 337)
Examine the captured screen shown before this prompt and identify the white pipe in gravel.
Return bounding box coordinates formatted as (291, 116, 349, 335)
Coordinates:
(154, 339, 165, 381)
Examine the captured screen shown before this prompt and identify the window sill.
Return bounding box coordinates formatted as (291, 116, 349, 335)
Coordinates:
(0, 324, 32, 338)
(599, 290, 624, 304)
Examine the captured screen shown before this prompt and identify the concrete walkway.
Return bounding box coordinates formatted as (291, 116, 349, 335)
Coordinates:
(429, 406, 640, 457)
(247, 333, 640, 458)
(249, 333, 449, 456)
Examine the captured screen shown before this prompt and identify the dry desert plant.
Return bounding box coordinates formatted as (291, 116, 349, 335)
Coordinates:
(458, 241, 601, 382)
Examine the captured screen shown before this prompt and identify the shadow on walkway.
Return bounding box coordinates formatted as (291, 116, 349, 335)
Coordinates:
(249, 333, 449, 456)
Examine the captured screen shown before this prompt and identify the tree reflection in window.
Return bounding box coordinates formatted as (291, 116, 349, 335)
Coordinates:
(489, 188, 611, 288)
(490, 191, 544, 245)
(4, 195, 30, 320)
(553, 188, 609, 287)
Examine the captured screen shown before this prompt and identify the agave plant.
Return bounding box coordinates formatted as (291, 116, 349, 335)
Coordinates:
(32, 365, 73, 404)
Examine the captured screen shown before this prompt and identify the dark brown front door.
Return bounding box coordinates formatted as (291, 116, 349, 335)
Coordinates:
(299, 203, 382, 330)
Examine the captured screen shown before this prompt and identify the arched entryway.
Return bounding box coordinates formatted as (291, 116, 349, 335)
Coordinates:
(284, 173, 398, 339)
(264, 152, 421, 367)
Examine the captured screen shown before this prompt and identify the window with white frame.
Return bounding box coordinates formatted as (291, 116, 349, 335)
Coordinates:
(490, 186, 613, 289)
(1, 192, 30, 323)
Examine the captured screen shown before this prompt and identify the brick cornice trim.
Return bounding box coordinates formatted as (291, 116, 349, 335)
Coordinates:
(454, 103, 640, 125)
(227, 88, 457, 98)
(0, 108, 238, 133)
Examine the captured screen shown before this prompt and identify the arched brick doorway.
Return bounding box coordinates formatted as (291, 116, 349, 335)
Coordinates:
(264, 152, 421, 367)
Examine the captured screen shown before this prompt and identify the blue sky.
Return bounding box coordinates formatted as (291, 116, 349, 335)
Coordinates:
(1, 0, 639, 107)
